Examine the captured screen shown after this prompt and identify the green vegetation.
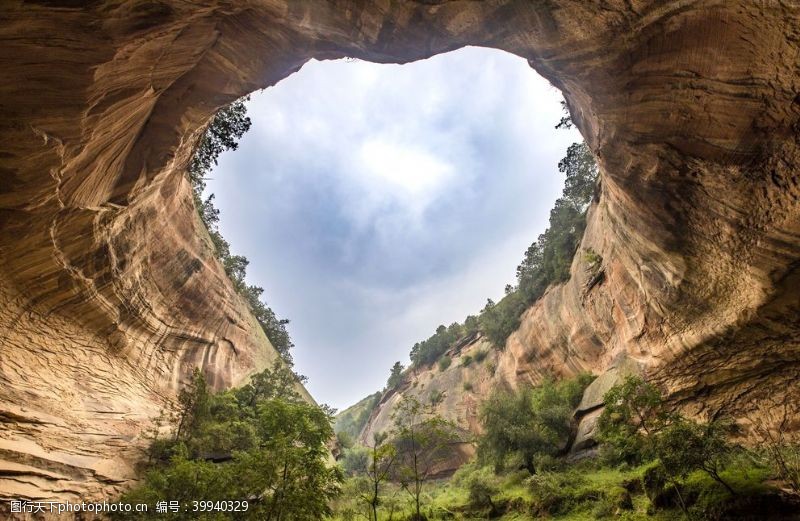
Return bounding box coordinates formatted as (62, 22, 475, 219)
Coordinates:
(114, 102, 347, 519)
(477, 292, 527, 349)
(411, 323, 465, 368)
(478, 374, 595, 474)
(332, 374, 797, 520)
(596, 376, 671, 465)
(188, 98, 296, 367)
(387, 362, 405, 390)
(583, 247, 602, 267)
(363, 432, 398, 521)
(511, 141, 598, 311)
(117, 363, 342, 520)
(332, 458, 786, 520)
(333, 396, 461, 521)
(595, 375, 742, 500)
(437, 355, 452, 372)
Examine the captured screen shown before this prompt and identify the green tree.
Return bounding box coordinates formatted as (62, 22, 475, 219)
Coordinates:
(363, 432, 397, 521)
(596, 375, 674, 464)
(188, 97, 252, 206)
(655, 418, 739, 496)
(597, 375, 741, 513)
(234, 359, 302, 410)
(241, 399, 342, 519)
(555, 99, 574, 130)
(478, 375, 593, 474)
(463, 314, 480, 336)
(116, 364, 341, 521)
(336, 430, 355, 450)
(478, 293, 526, 348)
(387, 361, 404, 390)
(391, 396, 460, 520)
(239, 285, 297, 367)
(410, 323, 464, 368)
(559, 142, 598, 209)
(341, 445, 370, 477)
(514, 141, 598, 313)
(175, 368, 209, 441)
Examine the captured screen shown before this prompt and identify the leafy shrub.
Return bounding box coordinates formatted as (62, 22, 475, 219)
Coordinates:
(478, 374, 594, 474)
(438, 356, 452, 371)
(655, 418, 739, 495)
(429, 389, 446, 406)
(340, 445, 370, 477)
(527, 471, 587, 515)
(461, 355, 473, 367)
(336, 430, 355, 450)
(468, 476, 498, 511)
(473, 350, 488, 363)
(463, 381, 473, 392)
(583, 247, 602, 266)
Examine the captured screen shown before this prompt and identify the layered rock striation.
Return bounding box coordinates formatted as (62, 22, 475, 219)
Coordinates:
(1, 0, 799, 505)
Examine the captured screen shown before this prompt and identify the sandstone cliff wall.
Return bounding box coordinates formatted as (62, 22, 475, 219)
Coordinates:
(1, 0, 799, 505)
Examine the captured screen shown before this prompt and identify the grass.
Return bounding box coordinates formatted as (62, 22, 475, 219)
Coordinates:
(330, 457, 786, 521)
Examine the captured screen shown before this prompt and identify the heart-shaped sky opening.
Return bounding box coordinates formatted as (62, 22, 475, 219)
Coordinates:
(206, 46, 581, 409)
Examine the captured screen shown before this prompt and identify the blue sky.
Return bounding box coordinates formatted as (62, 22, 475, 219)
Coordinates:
(208, 46, 580, 410)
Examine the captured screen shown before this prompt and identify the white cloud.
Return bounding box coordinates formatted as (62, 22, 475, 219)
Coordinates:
(359, 139, 453, 195)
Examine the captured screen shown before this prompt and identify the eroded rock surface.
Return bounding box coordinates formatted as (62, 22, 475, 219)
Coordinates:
(1, 0, 799, 506)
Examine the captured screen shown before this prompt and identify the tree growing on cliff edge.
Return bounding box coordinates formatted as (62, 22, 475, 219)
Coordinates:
(185, 98, 297, 367)
(387, 361, 404, 390)
(188, 97, 251, 203)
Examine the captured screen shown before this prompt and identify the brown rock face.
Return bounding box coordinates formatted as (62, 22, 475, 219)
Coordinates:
(1, 0, 799, 504)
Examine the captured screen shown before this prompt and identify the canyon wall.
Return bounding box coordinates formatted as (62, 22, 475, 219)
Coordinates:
(1, 0, 799, 507)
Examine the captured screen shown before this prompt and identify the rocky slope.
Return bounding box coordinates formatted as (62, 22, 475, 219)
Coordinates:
(1, 0, 799, 508)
